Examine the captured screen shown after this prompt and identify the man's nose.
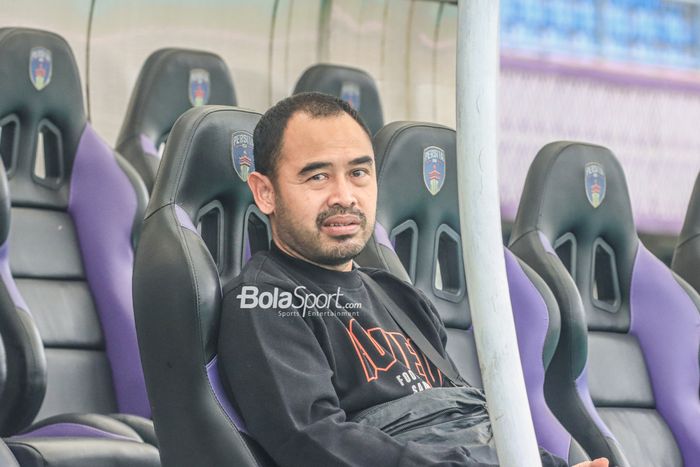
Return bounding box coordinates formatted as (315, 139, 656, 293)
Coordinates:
(328, 176, 357, 207)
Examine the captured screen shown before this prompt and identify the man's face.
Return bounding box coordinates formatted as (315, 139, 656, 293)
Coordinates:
(267, 111, 376, 269)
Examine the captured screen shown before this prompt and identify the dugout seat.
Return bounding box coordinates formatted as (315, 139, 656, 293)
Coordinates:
(0, 206, 158, 467)
(6, 436, 159, 467)
(293, 64, 384, 135)
(6, 414, 160, 467)
(0, 27, 158, 449)
(672, 171, 700, 292)
(133, 105, 274, 467)
(509, 141, 700, 467)
(116, 48, 237, 192)
(354, 121, 588, 465)
(640, 232, 676, 266)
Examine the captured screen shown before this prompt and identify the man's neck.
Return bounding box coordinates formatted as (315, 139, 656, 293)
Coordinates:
(273, 240, 353, 272)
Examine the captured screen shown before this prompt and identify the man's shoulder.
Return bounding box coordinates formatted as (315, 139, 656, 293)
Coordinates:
(358, 267, 426, 301)
(359, 267, 446, 346)
(357, 266, 397, 283)
(223, 251, 296, 297)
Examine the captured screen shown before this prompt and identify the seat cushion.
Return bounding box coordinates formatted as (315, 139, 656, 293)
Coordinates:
(8, 438, 160, 467)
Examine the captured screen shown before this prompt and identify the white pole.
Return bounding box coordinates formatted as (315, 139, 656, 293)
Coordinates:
(456, 1, 542, 466)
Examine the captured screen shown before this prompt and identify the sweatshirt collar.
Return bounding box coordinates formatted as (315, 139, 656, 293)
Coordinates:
(270, 242, 363, 289)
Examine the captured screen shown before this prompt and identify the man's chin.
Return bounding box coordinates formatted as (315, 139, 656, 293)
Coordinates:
(312, 239, 366, 266)
(327, 234, 357, 242)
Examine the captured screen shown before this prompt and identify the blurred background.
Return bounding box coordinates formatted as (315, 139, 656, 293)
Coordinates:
(2, 0, 698, 259)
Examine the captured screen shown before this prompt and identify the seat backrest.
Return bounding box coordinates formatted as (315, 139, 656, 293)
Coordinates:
(134, 105, 276, 467)
(116, 48, 237, 191)
(293, 64, 384, 135)
(509, 141, 700, 467)
(672, 171, 700, 290)
(0, 27, 149, 434)
(354, 122, 586, 464)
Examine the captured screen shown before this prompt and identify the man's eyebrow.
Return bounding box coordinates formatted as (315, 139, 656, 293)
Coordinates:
(349, 155, 373, 166)
(298, 161, 332, 176)
(298, 156, 373, 176)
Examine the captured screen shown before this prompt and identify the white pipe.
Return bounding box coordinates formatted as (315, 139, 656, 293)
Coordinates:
(456, 1, 542, 466)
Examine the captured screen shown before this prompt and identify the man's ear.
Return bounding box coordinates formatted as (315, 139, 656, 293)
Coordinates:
(248, 171, 275, 215)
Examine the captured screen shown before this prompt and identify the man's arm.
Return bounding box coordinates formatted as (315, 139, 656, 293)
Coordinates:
(218, 283, 495, 467)
(575, 459, 609, 467)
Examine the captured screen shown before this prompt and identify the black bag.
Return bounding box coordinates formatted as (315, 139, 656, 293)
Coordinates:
(351, 386, 499, 464)
(356, 272, 497, 462)
(355, 273, 569, 467)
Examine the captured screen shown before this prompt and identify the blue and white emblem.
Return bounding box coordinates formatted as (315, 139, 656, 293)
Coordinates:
(231, 131, 255, 182)
(340, 82, 360, 110)
(584, 162, 606, 208)
(423, 146, 446, 196)
(189, 68, 210, 107)
(29, 47, 52, 91)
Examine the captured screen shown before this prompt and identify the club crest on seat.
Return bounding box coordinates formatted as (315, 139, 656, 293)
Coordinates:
(585, 162, 606, 208)
(340, 82, 360, 110)
(232, 131, 255, 182)
(423, 146, 446, 196)
(29, 47, 52, 91)
(189, 68, 210, 106)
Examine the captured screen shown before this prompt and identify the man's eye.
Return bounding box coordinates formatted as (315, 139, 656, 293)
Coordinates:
(309, 173, 328, 182)
(352, 169, 369, 177)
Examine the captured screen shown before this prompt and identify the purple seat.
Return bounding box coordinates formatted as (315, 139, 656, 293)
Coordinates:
(673, 171, 700, 291)
(510, 141, 700, 467)
(6, 436, 159, 467)
(0, 271, 159, 466)
(6, 413, 160, 467)
(293, 64, 384, 135)
(354, 122, 588, 464)
(2, 419, 160, 467)
(133, 105, 277, 467)
(0, 27, 156, 448)
(116, 48, 237, 192)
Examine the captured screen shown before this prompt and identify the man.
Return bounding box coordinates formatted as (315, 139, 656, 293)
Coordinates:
(219, 92, 608, 467)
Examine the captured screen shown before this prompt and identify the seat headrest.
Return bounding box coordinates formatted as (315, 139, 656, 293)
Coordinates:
(372, 121, 469, 328)
(117, 48, 237, 150)
(147, 105, 262, 278)
(293, 64, 384, 135)
(0, 28, 87, 207)
(677, 171, 700, 247)
(511, 141, 637, 251)
(510, 142, 640, 331)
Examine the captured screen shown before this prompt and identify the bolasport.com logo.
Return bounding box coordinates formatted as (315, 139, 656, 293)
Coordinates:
(236, 286, 361, 318)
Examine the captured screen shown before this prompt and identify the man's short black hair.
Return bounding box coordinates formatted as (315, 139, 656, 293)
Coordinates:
(253, 92, 372, 177)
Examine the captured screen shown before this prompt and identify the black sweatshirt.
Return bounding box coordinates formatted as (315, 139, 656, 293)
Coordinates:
(219, 245, 567, 467)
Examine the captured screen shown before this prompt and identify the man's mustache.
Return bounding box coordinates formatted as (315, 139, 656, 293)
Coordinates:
(316, 206, 367, 228)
